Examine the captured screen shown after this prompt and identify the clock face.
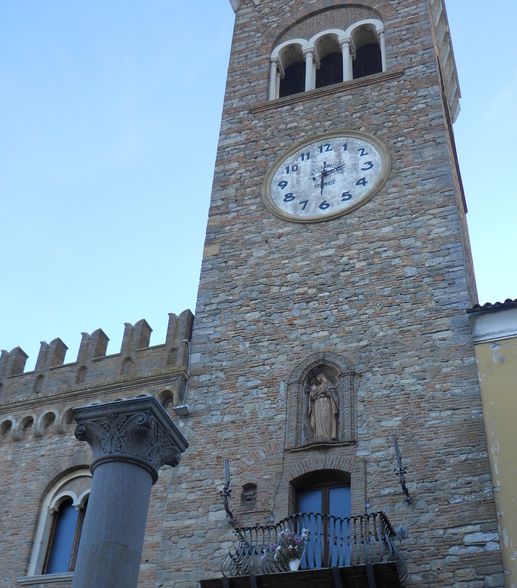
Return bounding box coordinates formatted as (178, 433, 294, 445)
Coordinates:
(262, 131, 391, 222)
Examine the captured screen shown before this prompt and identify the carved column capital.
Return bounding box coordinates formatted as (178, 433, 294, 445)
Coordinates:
(340, 37, 352, 50)
(72, 397, 188, 484)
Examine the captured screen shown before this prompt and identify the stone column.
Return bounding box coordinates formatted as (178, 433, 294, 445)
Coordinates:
(304, 48, 316, 91)
(71, 397, 188, 588)
(341, 38, 353, 81)
(378, 28, 386, 72)
(269, 58, 279, 100)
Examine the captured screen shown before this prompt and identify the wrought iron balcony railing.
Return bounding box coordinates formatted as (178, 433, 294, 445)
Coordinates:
(221, 511, 406, 580)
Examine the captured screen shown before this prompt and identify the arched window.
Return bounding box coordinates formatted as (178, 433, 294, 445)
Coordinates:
(43, 495, 88, 573)
(352, 24, 382, 79)
(279, 44, 306, 98)
(269, 19, 386, 100)
(28, 468, 91, 577)
(315, 34, 343, 89)
(292, 470, 351, 569)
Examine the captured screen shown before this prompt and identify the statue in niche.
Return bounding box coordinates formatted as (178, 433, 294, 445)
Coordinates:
(307, 370, 339, 441)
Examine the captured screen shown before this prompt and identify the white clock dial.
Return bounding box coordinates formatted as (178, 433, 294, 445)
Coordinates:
(262, 131, 390, 222)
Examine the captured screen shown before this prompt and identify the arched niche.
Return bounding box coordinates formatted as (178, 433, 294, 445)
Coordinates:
(240, 483, 258, 511)
(286, 352, 358, 450)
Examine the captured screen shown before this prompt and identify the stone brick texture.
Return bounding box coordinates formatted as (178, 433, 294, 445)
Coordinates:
(0, 1, 504, 588)
(0, 312, 192, 587)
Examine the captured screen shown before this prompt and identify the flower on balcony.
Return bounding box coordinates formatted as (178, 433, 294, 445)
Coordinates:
(272, 528, 309, 569)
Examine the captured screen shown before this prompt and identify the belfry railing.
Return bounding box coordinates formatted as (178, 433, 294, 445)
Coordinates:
(221, 511, 406, 580)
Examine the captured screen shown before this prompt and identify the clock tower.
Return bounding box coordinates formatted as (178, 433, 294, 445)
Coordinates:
(186, 0, 504, 586)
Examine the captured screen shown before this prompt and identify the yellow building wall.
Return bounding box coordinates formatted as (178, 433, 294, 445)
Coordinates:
(475, 336, 517, 588)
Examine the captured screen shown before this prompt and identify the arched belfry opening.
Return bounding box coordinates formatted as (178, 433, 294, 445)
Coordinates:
(278, 44, 306, 98)
(352, 24, 382, 79)
(269, 17, 386, 100)
(315, 35, 343, 89)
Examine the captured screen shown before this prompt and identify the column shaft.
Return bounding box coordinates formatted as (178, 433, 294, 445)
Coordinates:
(72, 463, 152, 588)
(341, 40, 353, 81)
(304, 50, 315, 91)
(269, 60, 278, 100)
(379, 30, 386, 72)
(70, 397, 187, 588)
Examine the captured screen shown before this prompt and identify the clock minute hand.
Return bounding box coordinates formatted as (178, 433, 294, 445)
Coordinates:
(320, 163, 329, 195)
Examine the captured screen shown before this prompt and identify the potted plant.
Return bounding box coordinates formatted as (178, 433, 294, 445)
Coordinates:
(273, 528, 309, 571)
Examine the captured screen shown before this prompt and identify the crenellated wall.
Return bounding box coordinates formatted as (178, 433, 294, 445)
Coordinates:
(0, 310, 193, 444)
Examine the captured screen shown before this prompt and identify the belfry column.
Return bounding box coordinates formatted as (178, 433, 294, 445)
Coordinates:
(341, 38, 353, 81)
(269, 58, 279, 100)
(378, 28, 386, 71)
(71, 397, 188, 588)
(304, 48, 316, 91)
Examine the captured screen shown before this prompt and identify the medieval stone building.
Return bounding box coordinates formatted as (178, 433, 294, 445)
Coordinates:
(0, 1, 507, 586)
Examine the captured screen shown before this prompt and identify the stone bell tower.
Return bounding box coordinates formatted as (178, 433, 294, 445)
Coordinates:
(180, 0, 505, 586)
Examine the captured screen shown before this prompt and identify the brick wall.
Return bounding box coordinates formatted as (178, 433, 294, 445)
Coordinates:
(178, 0, 503, 586)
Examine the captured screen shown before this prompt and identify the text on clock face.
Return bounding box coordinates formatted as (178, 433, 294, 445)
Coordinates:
(270, 137, 384, 218)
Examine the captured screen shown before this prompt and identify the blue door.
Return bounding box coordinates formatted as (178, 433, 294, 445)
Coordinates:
(297, 485, 351, 569)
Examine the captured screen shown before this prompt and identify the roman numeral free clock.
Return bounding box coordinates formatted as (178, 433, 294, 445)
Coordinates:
(262, 131, 391, 222)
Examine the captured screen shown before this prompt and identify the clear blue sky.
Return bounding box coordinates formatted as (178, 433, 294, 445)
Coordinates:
(1, 1, 516, 369)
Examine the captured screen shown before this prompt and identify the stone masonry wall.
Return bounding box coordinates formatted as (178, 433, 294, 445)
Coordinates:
(0, 311, 193, 587)
(158, 1, 504, 587)
(0, 2, 504, 588)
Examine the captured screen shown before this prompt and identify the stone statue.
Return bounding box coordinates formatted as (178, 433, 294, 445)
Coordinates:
(308, 372, 339, 440)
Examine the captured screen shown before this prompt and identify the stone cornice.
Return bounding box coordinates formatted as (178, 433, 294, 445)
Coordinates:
(17, 573, 73, 585)
(0, 370, 187, 415)
(250, 69, 405, 114)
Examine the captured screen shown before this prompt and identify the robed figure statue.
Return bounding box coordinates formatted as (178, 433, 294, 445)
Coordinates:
(308, 372, 339, 441)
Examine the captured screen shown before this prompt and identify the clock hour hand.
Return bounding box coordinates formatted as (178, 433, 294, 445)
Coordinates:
(326, 163, 345, 175)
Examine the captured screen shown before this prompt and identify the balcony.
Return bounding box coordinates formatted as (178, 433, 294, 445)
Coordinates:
(201, 512, 406, 588)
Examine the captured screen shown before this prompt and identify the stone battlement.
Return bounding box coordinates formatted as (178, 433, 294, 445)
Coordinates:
(0, 310, 193, 406)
